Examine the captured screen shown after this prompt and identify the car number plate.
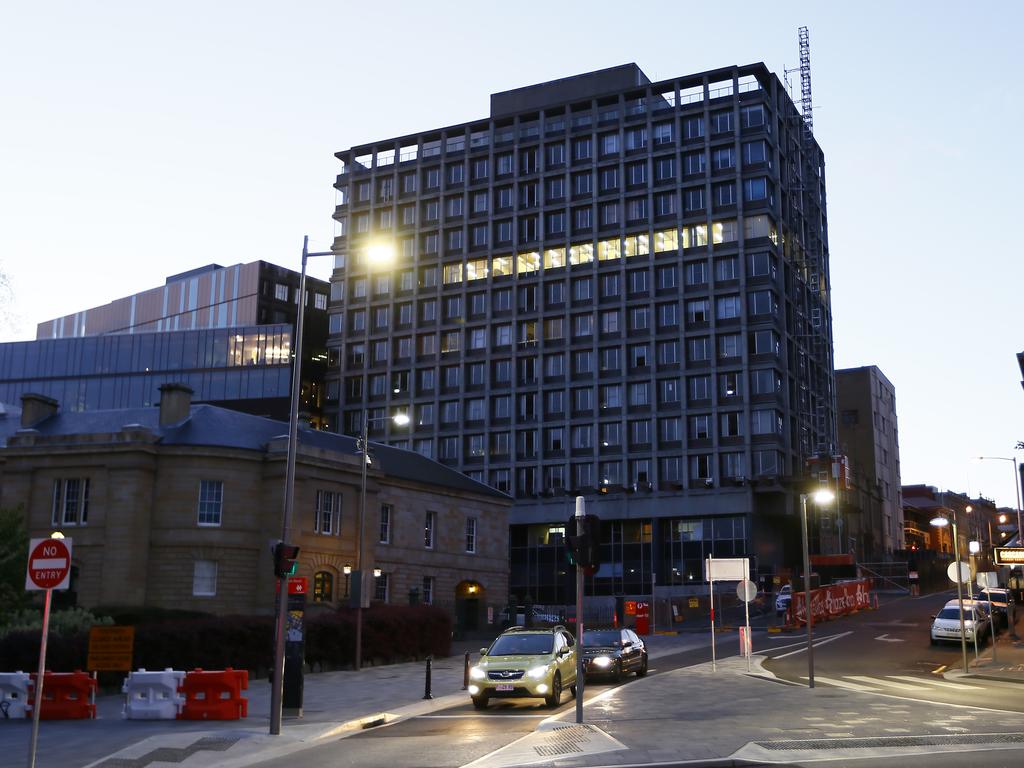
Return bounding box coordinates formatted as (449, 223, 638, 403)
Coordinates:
(495, 684, 514, 692)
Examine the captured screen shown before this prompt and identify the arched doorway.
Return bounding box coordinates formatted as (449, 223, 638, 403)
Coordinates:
(454, 580, 486, 636)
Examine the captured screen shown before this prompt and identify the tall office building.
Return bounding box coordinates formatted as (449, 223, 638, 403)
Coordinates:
(327, 63, 835, 602)
(836, 366, 903, 559)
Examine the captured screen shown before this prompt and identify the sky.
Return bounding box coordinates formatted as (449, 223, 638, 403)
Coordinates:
(1, 1, 1022, 509)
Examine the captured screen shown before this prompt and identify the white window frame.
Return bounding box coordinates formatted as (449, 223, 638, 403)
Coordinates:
(192, 560, 218, 597)
(315, 490, 340, 535)
(424, 511, 436, 549)
(197, 480, 223, 526)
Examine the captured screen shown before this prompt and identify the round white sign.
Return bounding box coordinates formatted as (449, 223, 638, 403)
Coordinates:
(736, 579, 757, 602)
(946, 561, 970, 584)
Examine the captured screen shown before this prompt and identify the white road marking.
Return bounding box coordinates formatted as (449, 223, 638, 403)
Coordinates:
(771, 631, 853, 659)
(887, 676, 986, 690)
(874, 634, 904, 642)
(805, 675, 881, 692)
(846, 675, 930, 692)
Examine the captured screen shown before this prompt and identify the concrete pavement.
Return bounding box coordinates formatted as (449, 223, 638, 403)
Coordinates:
(2, 607, 1023, 768)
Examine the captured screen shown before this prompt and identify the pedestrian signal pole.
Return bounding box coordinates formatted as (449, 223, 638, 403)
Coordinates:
(574, 495, 585, 725)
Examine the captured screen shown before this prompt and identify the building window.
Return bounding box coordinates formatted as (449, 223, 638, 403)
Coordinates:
(197, 480, 223, 526)
(375, 572, 389, 602)
(425, 511, 436, 549)
(466, 517, 478, 553)
(315, 490, 340, 535)
(422, 576, 434, 605)
(313, 571, 334, 603)
(51, 478, 90, 526)
(379, 503, 392, 544)
(192, 560, 218, 597)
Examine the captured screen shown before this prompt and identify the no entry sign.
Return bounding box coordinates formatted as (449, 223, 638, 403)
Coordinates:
(25, 538, 73, 591)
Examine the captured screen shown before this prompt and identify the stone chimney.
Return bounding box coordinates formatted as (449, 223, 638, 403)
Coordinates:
(20, 393, 58, 428)
(158, 383, 194, 427)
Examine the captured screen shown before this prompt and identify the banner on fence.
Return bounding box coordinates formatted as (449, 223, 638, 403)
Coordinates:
(791, 578, 871, 625)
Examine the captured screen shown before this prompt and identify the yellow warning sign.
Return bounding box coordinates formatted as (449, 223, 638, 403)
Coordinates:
(87, 626, 135, 671)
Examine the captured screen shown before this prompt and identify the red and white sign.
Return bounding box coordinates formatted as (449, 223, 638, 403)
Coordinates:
(275, 576, 308, 595)
(25, 538, 72, 591)
(790, 578, 871, 625)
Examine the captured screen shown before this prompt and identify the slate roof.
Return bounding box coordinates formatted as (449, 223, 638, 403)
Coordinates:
(1, 403, 510, 502)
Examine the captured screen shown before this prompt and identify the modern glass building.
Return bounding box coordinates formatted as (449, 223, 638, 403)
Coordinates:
(326, 63, 836, 602)
(4, 261, 331, 426)
(0, 325, 295, 418)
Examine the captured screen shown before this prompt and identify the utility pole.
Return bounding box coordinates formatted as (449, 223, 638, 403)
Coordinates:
(574, 496, 585, 725)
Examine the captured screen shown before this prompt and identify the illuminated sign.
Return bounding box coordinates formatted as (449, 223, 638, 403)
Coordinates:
(994, 547, 1024, 566)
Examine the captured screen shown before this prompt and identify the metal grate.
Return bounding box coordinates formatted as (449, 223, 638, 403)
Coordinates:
(532, 724, 597, 757)
(758, 733, 1024, 751)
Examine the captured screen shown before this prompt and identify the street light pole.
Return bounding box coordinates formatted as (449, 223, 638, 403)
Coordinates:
(976, 456, 1023, 544)
(270, 236, 332, 736)
(931, 512, 969, 673)
(800, 488, 834, 689)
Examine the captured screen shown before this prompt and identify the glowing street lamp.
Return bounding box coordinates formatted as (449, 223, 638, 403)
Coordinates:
(800, 488, 834, 688)
(930, 514, 969, 672)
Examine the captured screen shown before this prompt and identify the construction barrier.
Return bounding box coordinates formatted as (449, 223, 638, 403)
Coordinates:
(30, 671, 97, 720)
(0, 672, 31, 719)
(122, 669, 186, 720)
(178, 668, 248, 720)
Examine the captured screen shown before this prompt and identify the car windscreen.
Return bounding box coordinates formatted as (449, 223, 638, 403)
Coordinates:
(937, 607, 974, 620)
(583, 631, 622, 647)
(488, 634, 553, 656)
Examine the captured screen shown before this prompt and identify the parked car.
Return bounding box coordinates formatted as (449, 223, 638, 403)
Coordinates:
(973, 588, 1014, 628)
(775, 584, 792, 613)
(498, 606, 562, 625)
(468, 625, 578, 709)
(930, 599, 991, 645)
(581, 628, 648, 681)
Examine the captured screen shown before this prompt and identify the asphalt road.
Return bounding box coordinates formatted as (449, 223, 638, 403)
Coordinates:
(762, 590, 1024, 711)
(248, 637, 736, 768)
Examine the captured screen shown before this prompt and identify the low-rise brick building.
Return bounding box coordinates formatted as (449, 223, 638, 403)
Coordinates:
(0, 386, 511, 632)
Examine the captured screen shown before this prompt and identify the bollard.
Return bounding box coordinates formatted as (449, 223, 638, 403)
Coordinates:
(423, 655, 433, 700)
(462, 652, 470, 691)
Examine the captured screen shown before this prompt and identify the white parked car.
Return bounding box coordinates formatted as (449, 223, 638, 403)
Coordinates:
(930, 599, 991, 645)
(775, 584, 792, 613)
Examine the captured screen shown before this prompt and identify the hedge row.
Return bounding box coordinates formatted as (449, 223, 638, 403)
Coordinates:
(0, 604, 452, 676)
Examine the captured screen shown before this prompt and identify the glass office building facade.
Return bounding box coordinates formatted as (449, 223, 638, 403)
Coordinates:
(0, 325, 294, 417)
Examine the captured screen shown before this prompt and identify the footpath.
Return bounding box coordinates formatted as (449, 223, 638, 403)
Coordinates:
(1, 604, 1023, 768)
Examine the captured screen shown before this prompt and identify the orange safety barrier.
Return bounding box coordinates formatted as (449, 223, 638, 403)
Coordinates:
(178, 668, 248, 720)
(29, 671, 97, 720)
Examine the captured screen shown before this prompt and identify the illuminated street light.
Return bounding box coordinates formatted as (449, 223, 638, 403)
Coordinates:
(930, 515, 969, 672)
(799, 488, 834, 688)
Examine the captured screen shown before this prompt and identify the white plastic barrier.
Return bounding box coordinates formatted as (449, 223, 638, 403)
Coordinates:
(122, 668, 186, 720)
(0, 671, 31, 719)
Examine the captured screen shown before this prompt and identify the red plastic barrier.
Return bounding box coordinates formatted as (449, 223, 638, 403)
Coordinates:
(178, 668, 248, 720)
(791, 579, 872, 626)
(29, 671, 97, 720)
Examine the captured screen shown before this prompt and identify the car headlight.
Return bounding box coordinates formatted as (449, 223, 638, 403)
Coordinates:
(469, 666, 486, 680)
(592, 655, 613, 668)
(527, 665, 549, 679)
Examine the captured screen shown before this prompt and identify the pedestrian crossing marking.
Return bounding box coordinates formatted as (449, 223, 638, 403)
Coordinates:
(846, 675, 929, 691)
(887, 675, 984, 690)
(804, 676, 880, 692)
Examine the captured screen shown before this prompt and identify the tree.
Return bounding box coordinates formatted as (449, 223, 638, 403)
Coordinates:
(0, 506, 31, 624)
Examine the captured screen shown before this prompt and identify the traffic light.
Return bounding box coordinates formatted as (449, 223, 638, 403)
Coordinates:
(273, 541, 300, 577)
(565, 514, 602, 569)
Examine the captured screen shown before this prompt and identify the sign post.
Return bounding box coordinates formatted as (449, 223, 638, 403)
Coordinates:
(705, 556, 750, 672)
(736, 580, 757, 672)
(25, 536, 72, 768)
(574, 496, 585, 725)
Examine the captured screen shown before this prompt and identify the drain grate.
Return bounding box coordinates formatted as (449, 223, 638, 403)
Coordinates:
(532, 724, 598, 757)
(758, 732, 1024, 751)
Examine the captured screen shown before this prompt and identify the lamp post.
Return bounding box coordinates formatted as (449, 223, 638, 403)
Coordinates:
(975, 456, 1023, 544)
(354, 410, 409, 670)
(799, 488, 834, 688)
(931, 513, 969, 673)
(270, 236, 333, 736)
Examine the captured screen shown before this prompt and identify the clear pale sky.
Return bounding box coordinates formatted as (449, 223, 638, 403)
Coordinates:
(2, 2, 1021, 508)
